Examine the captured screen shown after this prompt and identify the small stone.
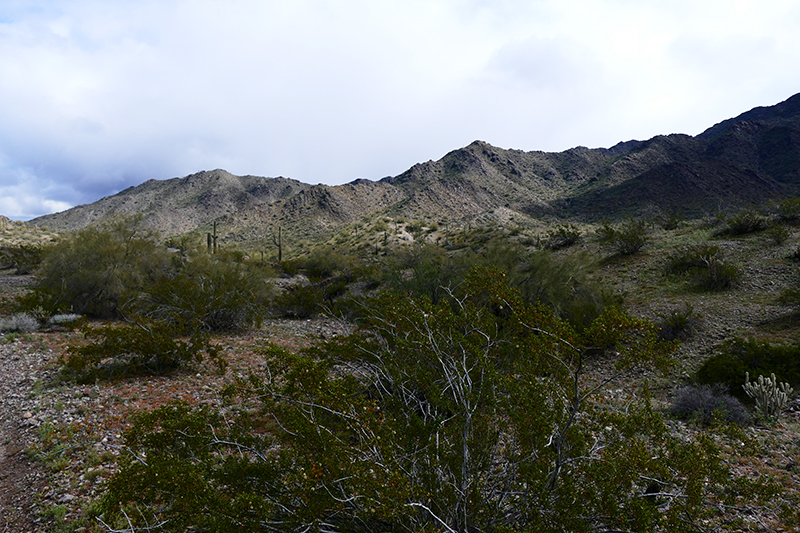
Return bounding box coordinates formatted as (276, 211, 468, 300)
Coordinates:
(57, 493, 75, 503)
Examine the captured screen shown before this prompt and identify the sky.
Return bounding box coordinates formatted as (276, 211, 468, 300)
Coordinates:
(1, 0, 800, 220)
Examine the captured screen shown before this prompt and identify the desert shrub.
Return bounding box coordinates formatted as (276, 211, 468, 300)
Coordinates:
(671, 384, 751, 426)
(665, 244, 740, 291)
(657, 209, 685, 230)
(27, 217, 172, 318)
(695, 337, 800, 402)
(271, 284, 324, 318)
(0, 312, 39, 333)
(60, 319, 225, 383)
(545, 223, 582, 250)
(656, 303, 700, 341)
(778, 196, 800, 224)
(766, 223, 791, 245)
(97, 268, 792, 532)
(515, 250, 621, 330)
(0, 243, 44, 274)
(603, 217, 649, 255)
(595, 220, 617, 243)
(720, 208, 768, 236)
(131, 251, 272, 332)
(381, 243, 469, 304)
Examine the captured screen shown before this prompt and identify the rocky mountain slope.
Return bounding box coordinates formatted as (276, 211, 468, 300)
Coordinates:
(26, 93, 800, 248)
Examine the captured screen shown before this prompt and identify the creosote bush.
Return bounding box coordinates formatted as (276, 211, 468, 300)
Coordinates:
(602, 217, 649, 255)
(61, 318, 225, 383)
(665, 244, 741, 291)
(545, 223, 581, 250)
(26, 217, 172, 318)
(131, 250, 273, 331)
(96, 268, 793, 532)
(719, 208, 768, 236)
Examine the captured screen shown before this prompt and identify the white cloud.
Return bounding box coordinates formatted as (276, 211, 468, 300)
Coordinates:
(1, 0, 800, 219)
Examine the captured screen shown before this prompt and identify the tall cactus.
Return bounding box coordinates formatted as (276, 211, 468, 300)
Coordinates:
(743, 372, 794, 420)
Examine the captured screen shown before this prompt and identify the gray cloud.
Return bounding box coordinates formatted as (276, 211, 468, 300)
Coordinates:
(1, 0, 800, 220)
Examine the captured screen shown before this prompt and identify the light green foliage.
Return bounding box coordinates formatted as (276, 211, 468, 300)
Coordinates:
(743, 372, 794, 421)
(25, 217, 171, 318)
(96, 268, 790, 532)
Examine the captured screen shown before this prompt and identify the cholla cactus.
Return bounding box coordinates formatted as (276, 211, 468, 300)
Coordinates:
(743, 372, 794, 420)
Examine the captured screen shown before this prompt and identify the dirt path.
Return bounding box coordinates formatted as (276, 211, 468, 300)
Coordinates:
(0, 340, 50, 532)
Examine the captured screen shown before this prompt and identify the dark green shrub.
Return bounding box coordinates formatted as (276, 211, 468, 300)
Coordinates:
(595, 220, 617, 243)
(28, 217, 172, 318)
(766, 223, 791, 245)
(720, 209, 768, 236)
(695, 337, 800, 402)
(132, 251, 272, 332)
(665, 244, 740, 291)
(300, 246, 359, 282)
(97, 269, 791, 532)
(657, 209, 685, 230)
(60, 319, 225, 383)
(0, 243, 44, 274)
(656, 303, 700, 341)
(671, 384, 751, 426)
(515, 250, 621, 330)
(271, 284, 324, 318)
(545, 223, 582, 250)
(609, 217, 649, 255)
(778, 197, 800, 224)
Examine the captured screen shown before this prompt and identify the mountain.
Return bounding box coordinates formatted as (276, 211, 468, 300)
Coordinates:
(26, 93, 800, 248)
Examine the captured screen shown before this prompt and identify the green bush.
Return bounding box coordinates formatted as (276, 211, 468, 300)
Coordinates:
(27, 217, 172, 318)
(271, 283, 324, 318)
(778, 197, 800, 224)
(60, 318, 225, 383)
(515, 250, 621, 330)
(695, 337, 800, 402)
(766, 223, 791, 245)
(131, 251, 272, 332)
(657, 209, 684, 230)
(655, 303, 700, 341)
(665, 244, 740, 291)
(720, 209, 768, 236)
(97, 268, 791, 532)
(604, 217, 649, 255)
(545, 223, 582, 250)
(0, 243, 44, 274)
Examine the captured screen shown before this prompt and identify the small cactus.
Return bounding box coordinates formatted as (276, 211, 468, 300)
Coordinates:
(743, 372, 794, 420)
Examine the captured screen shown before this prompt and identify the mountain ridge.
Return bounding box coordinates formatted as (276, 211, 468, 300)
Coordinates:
(25, 93, 800, 248)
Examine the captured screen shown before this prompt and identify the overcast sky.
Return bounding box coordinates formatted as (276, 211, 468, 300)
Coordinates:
(2, 0, 799, 220)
